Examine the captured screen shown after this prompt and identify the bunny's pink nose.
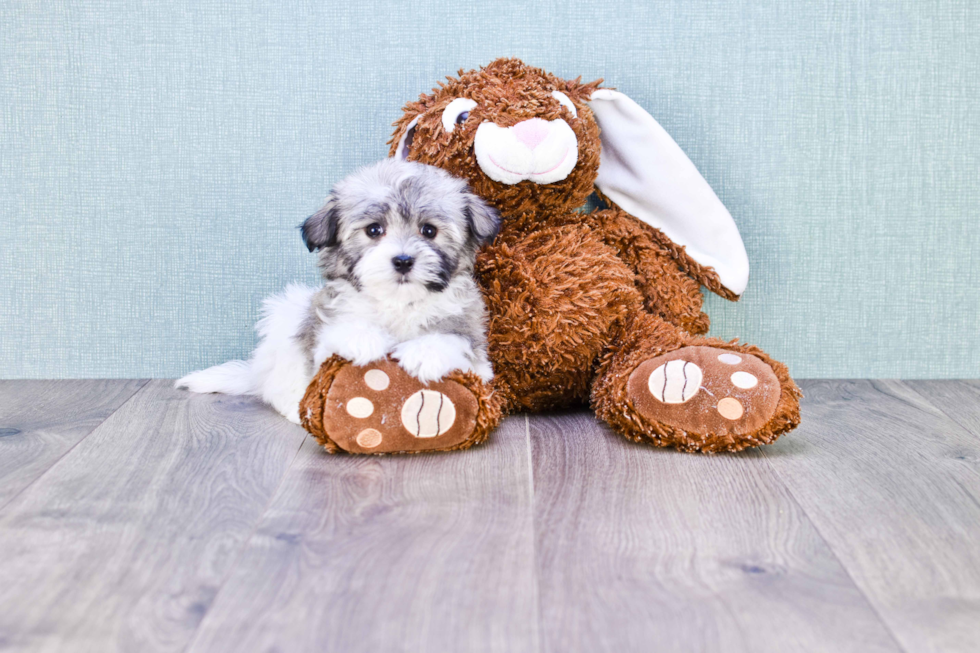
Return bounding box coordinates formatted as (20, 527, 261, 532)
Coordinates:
(511, 118, 550, 150)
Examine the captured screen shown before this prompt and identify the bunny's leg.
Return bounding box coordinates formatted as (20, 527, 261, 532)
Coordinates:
(299, 356, 503, 455)
(591, 313, 801, 453)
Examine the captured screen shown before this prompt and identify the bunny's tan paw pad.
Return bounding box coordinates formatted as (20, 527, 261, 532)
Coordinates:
(313, 359, 481, 454)
(627, 346, 781, 439)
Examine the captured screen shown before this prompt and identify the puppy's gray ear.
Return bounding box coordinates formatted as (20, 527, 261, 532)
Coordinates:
(301, 195, 339, 251)
(464, 194, 501, 245)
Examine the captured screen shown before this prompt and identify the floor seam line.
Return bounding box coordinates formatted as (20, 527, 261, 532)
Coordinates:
(901, 380, 980, 443)
(525, 414, 543, 653)
(0, 378, 150, 515)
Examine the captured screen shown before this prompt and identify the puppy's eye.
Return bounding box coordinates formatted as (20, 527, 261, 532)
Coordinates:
(420, 224, 438, 239)
(551, 90, 578, 118)
(442, 98, 478, 133)
(365, 223, 384, 238)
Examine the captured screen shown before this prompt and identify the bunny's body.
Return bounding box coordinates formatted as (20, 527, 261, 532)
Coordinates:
(467, 189, 799, 452)
(301, 59, 800, 454)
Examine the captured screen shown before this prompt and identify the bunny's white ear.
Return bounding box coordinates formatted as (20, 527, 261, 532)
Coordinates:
(393, 115, 420, 160)
(588, 89, 749, 296)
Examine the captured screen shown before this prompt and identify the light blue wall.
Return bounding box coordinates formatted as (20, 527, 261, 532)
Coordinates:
(1, 0, 978, 379)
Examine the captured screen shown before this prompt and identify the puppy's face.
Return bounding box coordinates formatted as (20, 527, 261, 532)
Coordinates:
(302, 159, 499, 304)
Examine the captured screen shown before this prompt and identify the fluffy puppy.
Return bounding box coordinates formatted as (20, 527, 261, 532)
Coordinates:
(176, 158, 500, 423)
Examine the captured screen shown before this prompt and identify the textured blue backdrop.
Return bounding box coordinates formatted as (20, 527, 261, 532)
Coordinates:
(1, 0, 978, 378)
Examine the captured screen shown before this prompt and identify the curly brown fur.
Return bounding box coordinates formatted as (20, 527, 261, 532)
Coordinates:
(475, 222, 639, 411)
(300, 355, 350, 453)
(587, 208, 712, 334)
(592, 188, 739, 302)
(373, 57, 801, 452)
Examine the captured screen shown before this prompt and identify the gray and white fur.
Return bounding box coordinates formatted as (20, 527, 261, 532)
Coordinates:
(175, 158, 500, 423)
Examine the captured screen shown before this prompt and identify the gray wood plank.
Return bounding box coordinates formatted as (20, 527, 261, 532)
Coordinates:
(0, 380, 307, 653)
(0, 379, 147, 509)
(904, 380, 980, 439)
(185, 416, 537, 653)
(531, 411, 902, 653)
(761, 380, 980, 653)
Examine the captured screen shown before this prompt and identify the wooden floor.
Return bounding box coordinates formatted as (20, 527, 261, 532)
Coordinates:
(0, 380, 978, 652)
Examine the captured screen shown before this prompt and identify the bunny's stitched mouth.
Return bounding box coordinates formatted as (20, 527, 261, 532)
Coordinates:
(473, 118, 579, 185)
(487, 147, 571, 179)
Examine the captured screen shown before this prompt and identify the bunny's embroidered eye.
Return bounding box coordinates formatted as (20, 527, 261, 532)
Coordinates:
(442, 98, 478, 133)
(551, 91, 578, 118)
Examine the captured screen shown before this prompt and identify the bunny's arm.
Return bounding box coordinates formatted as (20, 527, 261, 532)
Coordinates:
(587, 207, 739, 335)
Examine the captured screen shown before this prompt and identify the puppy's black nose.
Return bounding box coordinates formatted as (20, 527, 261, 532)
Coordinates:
(392, 255, 414, 273)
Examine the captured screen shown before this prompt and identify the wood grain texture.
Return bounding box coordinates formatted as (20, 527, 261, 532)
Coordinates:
(762, 380, 980, 653)
(185, 416, 537, 653)
(904, 380, 980, 439)
(530, 411, 901, 653)
(0, 379, 147, 509)
(2, 380, 979, 652)
(0, 380, 307, 653)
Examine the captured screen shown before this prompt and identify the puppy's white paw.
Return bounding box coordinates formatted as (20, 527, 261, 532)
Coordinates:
(283, 406, 302, 424)
(393, 334, 474, 384)
(261, 379, 309, 425)
(315, 322, 395, 367)
(339, 332, 395, 366)
(473, 358, 495, 383)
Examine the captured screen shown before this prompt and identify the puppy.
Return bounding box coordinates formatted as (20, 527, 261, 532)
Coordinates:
(176, 158, 500, 423)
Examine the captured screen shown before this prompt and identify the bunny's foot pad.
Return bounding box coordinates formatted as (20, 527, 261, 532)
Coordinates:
(300, 357, 500, 454)
(627, 346, 781, 441)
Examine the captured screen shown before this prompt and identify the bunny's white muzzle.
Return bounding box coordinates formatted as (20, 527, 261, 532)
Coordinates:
(474, 118, 579, 185)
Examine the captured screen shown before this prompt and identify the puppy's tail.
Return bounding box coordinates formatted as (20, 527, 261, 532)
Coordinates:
(174, 360, 255, 396)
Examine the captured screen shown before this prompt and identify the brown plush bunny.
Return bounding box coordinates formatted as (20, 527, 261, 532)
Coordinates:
(300, 58, 801, 454)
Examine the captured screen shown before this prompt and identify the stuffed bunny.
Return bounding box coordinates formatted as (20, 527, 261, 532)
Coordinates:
(300, 58, 800, 454)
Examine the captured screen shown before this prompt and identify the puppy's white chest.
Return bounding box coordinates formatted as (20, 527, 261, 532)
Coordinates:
(380, 301, 455, 340)
(334, 293, 457, 342)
